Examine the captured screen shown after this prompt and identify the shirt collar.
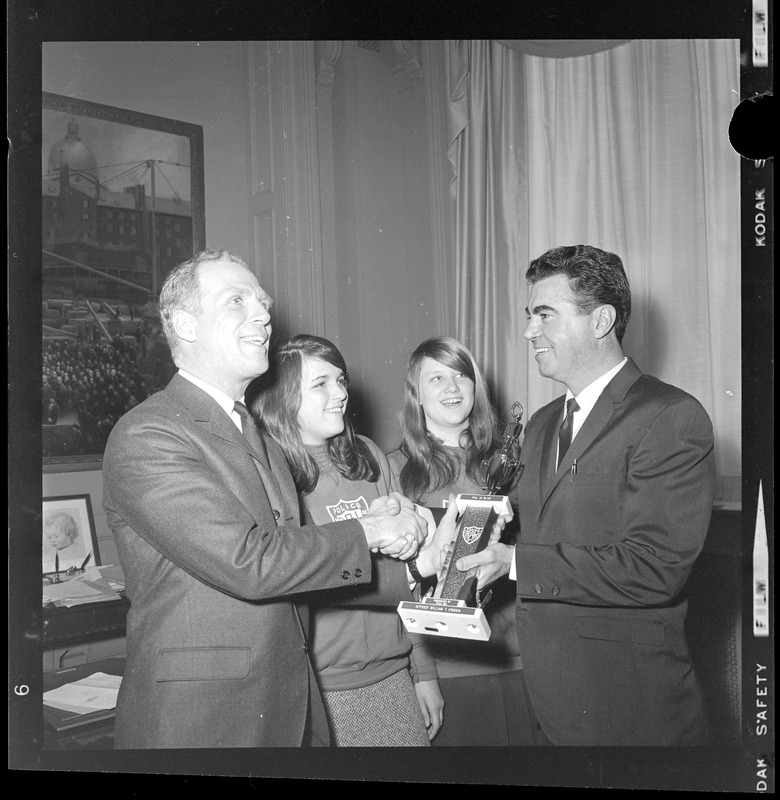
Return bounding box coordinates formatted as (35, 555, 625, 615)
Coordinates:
(178, 369, 244, 430)
(566, 357, 628, 419)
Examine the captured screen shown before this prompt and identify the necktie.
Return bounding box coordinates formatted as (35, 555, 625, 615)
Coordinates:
(557, 398, 580, 468)
(233, 401, 270, 468)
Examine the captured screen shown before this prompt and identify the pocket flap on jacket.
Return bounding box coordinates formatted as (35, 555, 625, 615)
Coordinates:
(568, 470, 625, 486)
(156, 647, 251, 681)
(575, 615, 665, 646)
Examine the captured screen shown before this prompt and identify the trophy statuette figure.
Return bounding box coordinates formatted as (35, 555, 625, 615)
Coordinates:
(480, 401, 524, 495)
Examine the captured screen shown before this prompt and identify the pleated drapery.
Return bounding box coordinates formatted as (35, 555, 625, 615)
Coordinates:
(447, 39, 741, 500)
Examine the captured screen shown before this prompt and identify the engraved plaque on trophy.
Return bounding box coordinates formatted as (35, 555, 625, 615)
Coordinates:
(398, 403, 523, 641)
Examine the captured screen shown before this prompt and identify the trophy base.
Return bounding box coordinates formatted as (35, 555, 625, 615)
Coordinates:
(397, 597, 492, 641)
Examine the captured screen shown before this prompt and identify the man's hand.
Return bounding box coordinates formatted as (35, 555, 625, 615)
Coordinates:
(371, 492, 415, 516)
(414, 497, 513, 579)
(455, 543, 514, 589)
(414, 495, 460, 578)
(358, 493, 427, 560)
(414, 679, 445, 741)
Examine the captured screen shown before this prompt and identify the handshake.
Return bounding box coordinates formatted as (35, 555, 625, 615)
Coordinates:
(358, 492, 508, 581)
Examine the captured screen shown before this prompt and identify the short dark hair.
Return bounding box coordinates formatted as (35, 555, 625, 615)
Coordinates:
(526, 245, 632, 342)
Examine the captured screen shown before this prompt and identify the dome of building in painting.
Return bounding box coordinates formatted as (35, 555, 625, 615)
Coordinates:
(48, 119, 98, 179)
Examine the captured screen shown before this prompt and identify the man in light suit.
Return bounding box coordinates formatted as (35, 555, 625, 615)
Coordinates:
(102, 249, 445, 748)
(456, 245, 714, 746)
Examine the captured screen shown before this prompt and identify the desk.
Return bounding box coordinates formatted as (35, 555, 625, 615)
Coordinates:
(43, 594, 131, 647)
(43, 657, 126, 750)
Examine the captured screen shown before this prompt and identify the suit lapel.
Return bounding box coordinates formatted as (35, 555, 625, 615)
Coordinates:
(540, 359, 643, 508)
(540, 398, 564, 500)
(262, 438, 298, 520)
(545, 391, 613, 500)
(210, 415, 287, 513)
(165, 374, 287, 519)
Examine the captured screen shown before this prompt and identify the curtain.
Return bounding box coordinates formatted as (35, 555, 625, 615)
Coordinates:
(496, 40, 631, 58)
(447, 39, 741, 501)
(446, 40, 529, 424)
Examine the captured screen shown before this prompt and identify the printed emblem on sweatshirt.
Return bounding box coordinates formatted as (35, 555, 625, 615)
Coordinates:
(326, 497, 369, 521)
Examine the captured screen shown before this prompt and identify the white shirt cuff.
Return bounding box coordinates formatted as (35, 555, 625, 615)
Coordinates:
(509, 545, 517, 582)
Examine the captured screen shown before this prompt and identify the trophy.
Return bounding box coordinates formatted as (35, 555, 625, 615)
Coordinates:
(398, 403, 524, 641)
(479, 401, 525, 496)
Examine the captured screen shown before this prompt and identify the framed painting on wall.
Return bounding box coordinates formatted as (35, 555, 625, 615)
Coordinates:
(42, 92, 205, 469)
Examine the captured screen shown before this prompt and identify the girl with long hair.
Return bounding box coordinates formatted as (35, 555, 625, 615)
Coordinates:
(253, 334, 445, 746)
(387, 336, 536, 746)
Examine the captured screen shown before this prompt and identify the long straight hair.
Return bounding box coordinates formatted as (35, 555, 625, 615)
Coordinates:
(397, 336, 499, 501)
(252, 334, 379, 495)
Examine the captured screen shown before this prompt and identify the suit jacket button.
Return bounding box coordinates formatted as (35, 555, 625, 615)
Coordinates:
(302, 643, 309, 653)
(552, 586, 560, 596)
(273, 509, 281, 520)
(341, 570, 351, 580)
(354, 568, 363, 578)
(534, 584, 542, 594)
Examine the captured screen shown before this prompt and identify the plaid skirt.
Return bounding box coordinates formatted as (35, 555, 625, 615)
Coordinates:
(321, 668, 431, 747)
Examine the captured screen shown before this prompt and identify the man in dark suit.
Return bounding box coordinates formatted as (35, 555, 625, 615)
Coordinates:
(456, 245, 714, 746)
(103, 249, 444, 748)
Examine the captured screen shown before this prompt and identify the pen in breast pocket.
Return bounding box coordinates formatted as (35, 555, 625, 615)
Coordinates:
(570, 459, 577, 481)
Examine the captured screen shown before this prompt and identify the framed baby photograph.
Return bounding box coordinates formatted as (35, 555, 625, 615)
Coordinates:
(42, 495, 100, 575)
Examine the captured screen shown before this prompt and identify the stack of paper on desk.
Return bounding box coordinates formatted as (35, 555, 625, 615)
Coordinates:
(97, 563, 126, 592)
(43, 672, 122, 731)
(42, 566, 123, 607)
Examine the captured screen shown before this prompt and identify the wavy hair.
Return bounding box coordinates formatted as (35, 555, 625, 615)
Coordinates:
(251, 334, 379, 495)
(397, 336, 499, 501)
(526, 244, 632, 343)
